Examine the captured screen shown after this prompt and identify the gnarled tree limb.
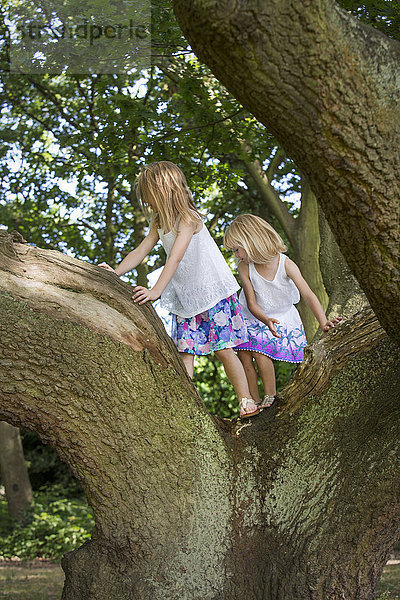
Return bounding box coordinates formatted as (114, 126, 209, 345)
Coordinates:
(0, 231, 398, 599)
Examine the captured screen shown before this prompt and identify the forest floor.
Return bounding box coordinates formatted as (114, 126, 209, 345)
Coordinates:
(0, 558, 399, 599)
(0, 560, 64, 600)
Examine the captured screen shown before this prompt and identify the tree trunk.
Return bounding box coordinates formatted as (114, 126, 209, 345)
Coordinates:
(318, 208, 368, 320)
(293, 183, 328, 341)
(0, 422, 33, 519)
(0, 231, 398, 599)
(133, 210, 150, 287)
(172, 0, 400, 344)
(103, 178, 117, 266)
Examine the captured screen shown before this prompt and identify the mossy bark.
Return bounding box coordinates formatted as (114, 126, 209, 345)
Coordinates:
(0, 232, 398, 599)
(231, 331, 400, 600)
(172, 0, 400, 343)
(318, 209, 368, 320)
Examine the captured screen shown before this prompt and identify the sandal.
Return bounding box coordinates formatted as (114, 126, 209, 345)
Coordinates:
(239, 397, 260, 418)
(259, 395, 275, 408)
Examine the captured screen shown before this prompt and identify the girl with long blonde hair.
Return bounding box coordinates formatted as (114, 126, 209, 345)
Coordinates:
(100, 162, 261, 418)
(224, 214, 341, 408)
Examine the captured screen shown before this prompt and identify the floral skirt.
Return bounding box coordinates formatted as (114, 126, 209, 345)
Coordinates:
(236, 316, 307, 363)
(171, 294, 248, 355)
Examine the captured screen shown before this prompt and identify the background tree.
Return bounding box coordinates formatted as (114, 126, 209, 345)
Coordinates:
(0, 422, 32, 519)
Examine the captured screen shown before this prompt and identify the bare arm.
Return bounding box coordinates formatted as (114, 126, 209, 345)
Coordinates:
(99, 226, 159, 276)
(132, 220, 197, 304)
(284, 258, 342, 331)
(238, 261, 280, 338)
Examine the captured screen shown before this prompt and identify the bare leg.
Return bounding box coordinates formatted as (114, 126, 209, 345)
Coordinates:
(253, 352, 276, 396)
(180, 352, 194, 379)
(237, 351, 261, 403)
(214, 348, 253, 400)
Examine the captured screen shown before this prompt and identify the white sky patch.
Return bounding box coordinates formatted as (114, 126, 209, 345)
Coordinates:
(285, 191, 301, 210)
(146, 266, 173, 335)
(125, 75, 149, 98)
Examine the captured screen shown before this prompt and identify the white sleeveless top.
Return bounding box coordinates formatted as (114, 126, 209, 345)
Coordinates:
(158, 223, 239, 318)
(239, 254, 301, 322)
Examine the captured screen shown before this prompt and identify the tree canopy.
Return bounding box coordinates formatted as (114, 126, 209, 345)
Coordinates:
(0, 2, 399, 599)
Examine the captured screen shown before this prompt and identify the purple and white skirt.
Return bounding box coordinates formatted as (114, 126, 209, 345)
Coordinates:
(236, 306, 307, 363)
(171, 294, 248, 355)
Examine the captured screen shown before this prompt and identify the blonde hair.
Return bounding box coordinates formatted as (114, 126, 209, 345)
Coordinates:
(134, 161, 201, 233)
(224, 214, 287, 263)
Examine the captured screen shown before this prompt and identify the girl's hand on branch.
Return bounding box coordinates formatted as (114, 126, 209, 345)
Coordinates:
(132, 286, 160, 305)
(266, 317, 281, 338)
(98, 262, 117, 274)
(322, 316, 343, 331)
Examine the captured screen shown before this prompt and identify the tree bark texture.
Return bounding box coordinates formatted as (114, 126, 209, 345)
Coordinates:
(318, 208, 368, 320)
(172, 0, 400, 343)
(0, 231, 399, 600)
(0, 422, 33, 519)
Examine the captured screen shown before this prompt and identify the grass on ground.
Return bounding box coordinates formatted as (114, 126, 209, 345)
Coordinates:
(376, 561, 400, 599)
(0, 560, 398, 600)
(0, 561, 64, 600)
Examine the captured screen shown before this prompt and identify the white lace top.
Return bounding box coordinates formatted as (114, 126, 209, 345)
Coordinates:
(158, 222, 239, 318)
(239, 254, 301, 322)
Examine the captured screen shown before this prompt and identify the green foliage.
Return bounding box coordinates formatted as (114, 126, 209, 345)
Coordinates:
(0, 3, 295, 268)
(336, 0, 400, 40)
(0, 485, 94, 559)
(19, 431, 81, 492)
(275, 361, 297, 392)
(195, 354, 298, 419)
(194, 355, 238, 418)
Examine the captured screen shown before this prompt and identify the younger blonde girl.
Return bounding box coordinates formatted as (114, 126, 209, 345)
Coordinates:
(224, 214, 341, 408)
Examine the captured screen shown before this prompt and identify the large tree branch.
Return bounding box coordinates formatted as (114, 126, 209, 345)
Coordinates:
(0, 230, 235, 598)
(233, 328, 400, 599)
(0, 231, 398, 599)
(0, 231, 177, 370)
(173, 0, 400, 343)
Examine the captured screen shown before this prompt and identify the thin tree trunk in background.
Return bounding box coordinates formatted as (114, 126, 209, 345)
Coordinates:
(294, 183, 328, 340)
(104, 177, 117, 266)
(133, 209, 149, 287)
(0, 422, 33, 519)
